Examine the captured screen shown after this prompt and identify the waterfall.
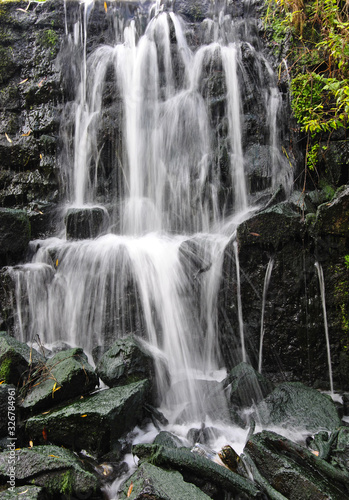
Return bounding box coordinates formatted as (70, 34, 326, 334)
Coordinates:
(315, 262, 334, 394)
(9, 0, 291, 423)
(258, 258, 274, 373)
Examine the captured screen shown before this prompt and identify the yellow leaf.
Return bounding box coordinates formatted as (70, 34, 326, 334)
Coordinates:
(56, 259, 59, 267)
(5, 133, 12, 143)
(81, 414, 87, 418)
(127, 482, 133, 497)
(19, 78, 28, 85)
(29, 441, 33, 448)
(0, 381, 4, 385)
(40, 154, 43, 160)
(52, 382, 61, 397)
(19, 489, 29, 495)
(49, 454, 60, 458)
(104, 1, 107, 12)
(22, 130, 32, 137)
(42, 411, 50, 415)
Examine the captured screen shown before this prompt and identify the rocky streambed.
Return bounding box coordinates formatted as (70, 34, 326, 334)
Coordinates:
(0, 332, 348, 499)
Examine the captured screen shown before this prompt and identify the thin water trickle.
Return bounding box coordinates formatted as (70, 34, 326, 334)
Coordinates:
(315, 262, 334, 395)
(258, 258, 274, 374)
(234, 240, 246, 363)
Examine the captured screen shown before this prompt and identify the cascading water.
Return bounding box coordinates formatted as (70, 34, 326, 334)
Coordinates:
(258, 258, 274, 374)
(9, 0, 292, 472)
(315, 262, 334, 395)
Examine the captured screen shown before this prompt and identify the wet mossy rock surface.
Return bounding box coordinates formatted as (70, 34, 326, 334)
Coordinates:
(219, 187, 349, 389)
(254, 382, 341, 432)
(0, 0, 64, 221)
(21, 347, 98, 414)
(25, 379, 149, 456)
(119, 462, 212, 500)
(96, 335, 159, 390)
(0, 331, 44, 385)
(0, 444, 99, 497)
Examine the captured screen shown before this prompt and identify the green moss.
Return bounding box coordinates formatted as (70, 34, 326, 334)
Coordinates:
(0, 357, 13, 383)
(38, 29, 58, 48)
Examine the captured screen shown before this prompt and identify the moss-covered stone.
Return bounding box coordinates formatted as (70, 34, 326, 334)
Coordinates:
(26, 380, 149, 456)
(119, 462, 212, 500)
(0, 332, 44, 386)
(0, 485, 45, 499)
(0, 445, 99, 497)
(21, 347, 98, 414)
(254, 382, 341, 432)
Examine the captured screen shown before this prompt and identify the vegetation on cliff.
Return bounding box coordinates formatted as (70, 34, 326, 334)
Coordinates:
(266, 0, 349, 186)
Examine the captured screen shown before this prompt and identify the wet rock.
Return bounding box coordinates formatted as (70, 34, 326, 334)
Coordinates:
(65, 206, 109, 240)
(26, 380, 149, 456)
(313, 185, 349, 237)
(21, 347, 98, 414)
(0, 445, 99, 498)
(244, 430, 349, 500)
(0, 485, 45, 499)
(237, 201, 303, 252)
(174, 0, 212, 22)
(254, 382, 341, 432)
(132, 443, 262, 498)
(119, 462, 212, 500)
(221, 361, 274, 409)
(0, 332, 44, 386)
(331, 426, 349, 471)
(153, 431, 184, 449)
(96, 335, 168, 404)
(0, 209, 31, 266)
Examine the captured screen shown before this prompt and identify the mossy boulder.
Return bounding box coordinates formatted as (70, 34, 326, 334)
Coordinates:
(21, 347, 98, 414)
(119, 462, 212, 500)
(26, 380, 149, 456)
(254, 382, 341, 432)
(0, 445, 99, 498)
(0, 332, 44, 386)
(0, 208, 30, 265)
(244, 430, 349, 500)
(221, 362, 274, 409)
(0, 485, 45, 499)
(96, 335, 166, 403)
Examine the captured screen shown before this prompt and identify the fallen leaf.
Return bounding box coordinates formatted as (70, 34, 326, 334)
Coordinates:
(5, 133, 12, 143)
(49, 454, 60, 458)
(127, 482, 133, 497)
(0, 381, 4, 385)
(41, 411, 50, 415)
(52, 382, 61, 397)
(250, 232, 260, 237)
(104, 1, 107, 12)
(22, 130, 32, 137)
(19, 489, 29, 495)
(81, 414, 87, 418)
(38, 78, 46, 88)
(19, 78, 28, 85)
(311, 450, 320, 456)
(40, 154, 43, 160)
(55, 259, 59, 267)
(29, 441, 33, 448)
(42, 427, 48, 442)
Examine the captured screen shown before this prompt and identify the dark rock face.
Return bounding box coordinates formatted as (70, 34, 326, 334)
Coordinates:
(218, 187, 349, 390)
(65, 206, 109, 240)
(0, 208, 30, 266)
(0, 0, 64, 217)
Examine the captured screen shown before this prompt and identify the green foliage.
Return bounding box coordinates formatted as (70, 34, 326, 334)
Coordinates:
(344, 255, 349, 269)
(265, 0, 349, 182)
